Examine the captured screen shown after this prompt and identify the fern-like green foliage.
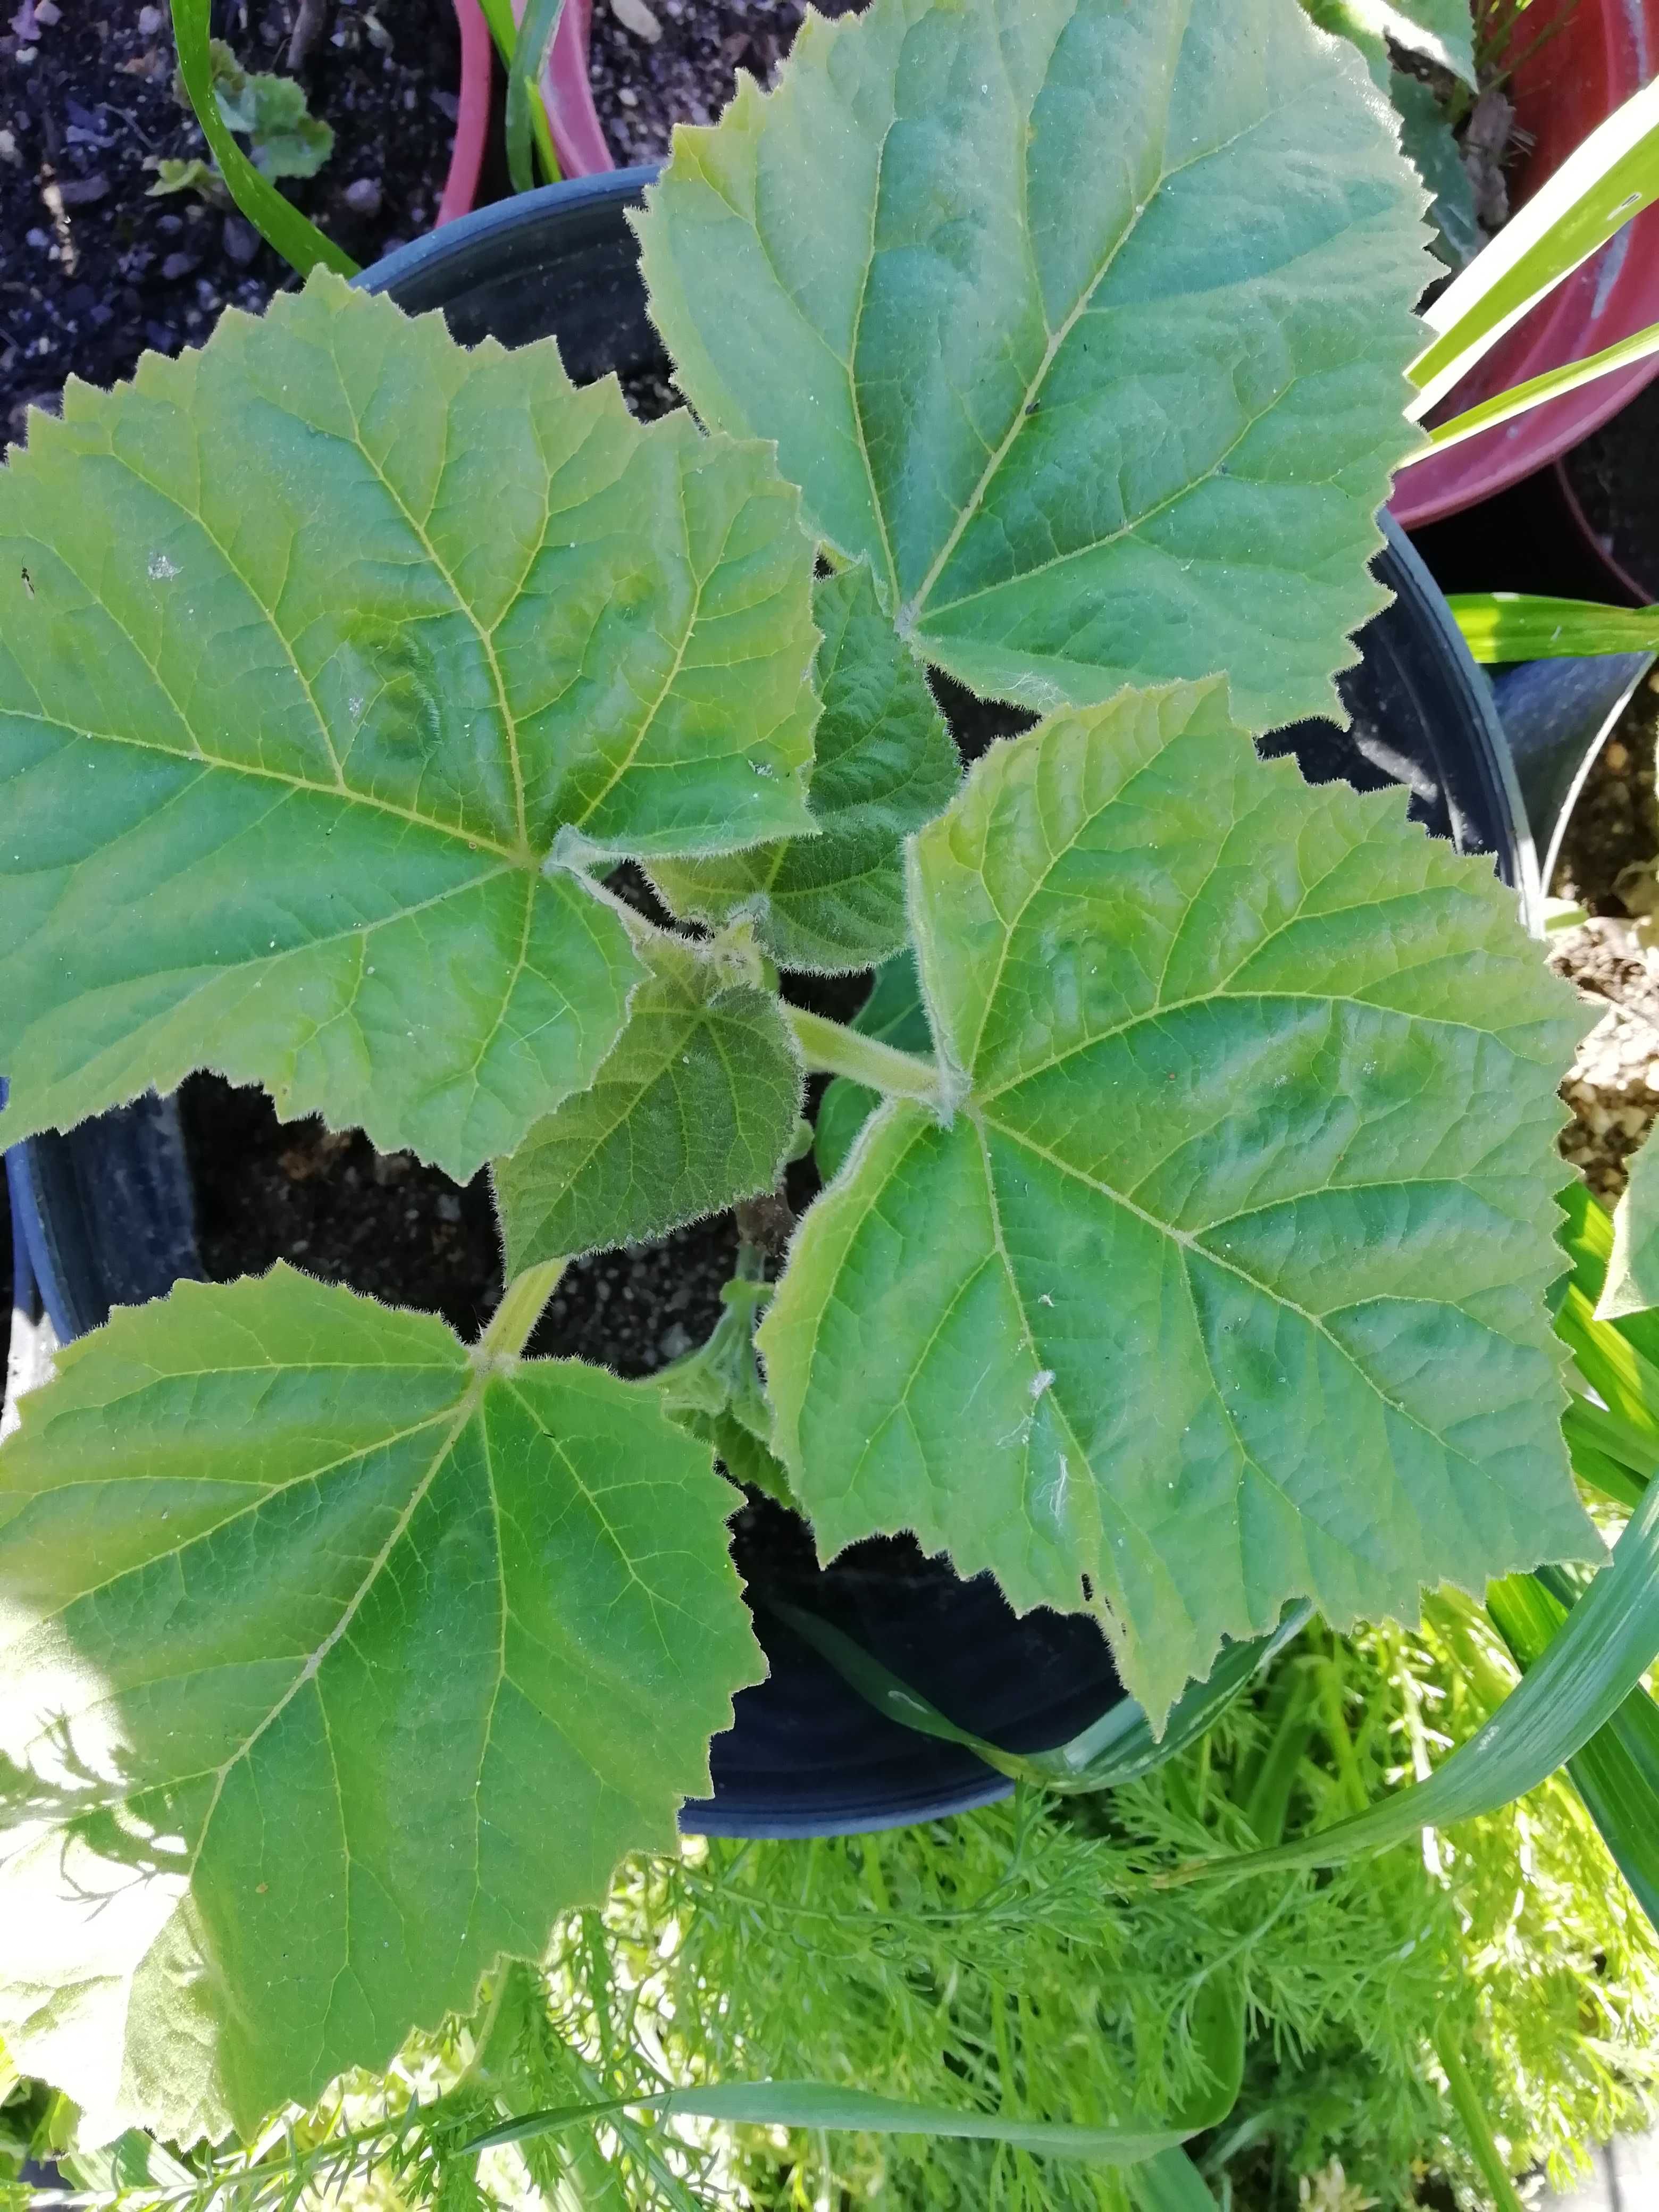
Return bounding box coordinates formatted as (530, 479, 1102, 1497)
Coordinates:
(0, 0, 1605, 2149)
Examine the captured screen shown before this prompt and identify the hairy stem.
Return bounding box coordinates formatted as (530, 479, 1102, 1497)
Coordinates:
(480, 1260, 565, 1361)
(785, 1005, 949, 1108)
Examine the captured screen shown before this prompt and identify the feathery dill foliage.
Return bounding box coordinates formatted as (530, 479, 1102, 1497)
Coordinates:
(26, 1614, 1654, 2212)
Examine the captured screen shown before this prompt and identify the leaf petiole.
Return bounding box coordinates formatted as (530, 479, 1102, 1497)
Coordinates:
(479, 1260, 566, 1362)
(784, 1005, 951, 1111)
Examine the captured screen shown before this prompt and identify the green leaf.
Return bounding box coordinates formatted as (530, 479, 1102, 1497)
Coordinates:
(636, 0, 1431, 734)
(472, 1976, 1244, 2159)
(760, 679, 1592, 1724)
(0, 271, 820, 1182)
(1409, 73, 1659, 414)
(651, 565, 959, 972)
(1560, 1178, 1659, 1369)
(1391, 72, 1480, 270)
(1349, 0, 1476, 81)
(1603, 1138, 1659, 1321)
(774, 1597, 1309, 1795)
(1449, 593, 1659, 664)
(1300, 0, 1389, 87)
(505, 0, 566, 192)
(1174, 1467, 1659, 1882)
(658, 1271, 794, 1505)
(493, 921, 803, 1268)
(0, 1267, 761, 2141)
(169, 0, 355, 279)
(1486, 1570, 1659, 1934)
(1126, 2147, 1224, 2212)
(812, 951, 932, 1183)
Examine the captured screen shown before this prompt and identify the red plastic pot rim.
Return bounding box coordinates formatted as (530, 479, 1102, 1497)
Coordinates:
(1390, 0, 1659, 529)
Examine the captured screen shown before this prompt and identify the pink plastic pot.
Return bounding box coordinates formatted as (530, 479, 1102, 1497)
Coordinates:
(539, 0, 615, 177)
(444, 0, 615, 204)
(437, 0, 496, 226)
(1391, 0, 1659, 529)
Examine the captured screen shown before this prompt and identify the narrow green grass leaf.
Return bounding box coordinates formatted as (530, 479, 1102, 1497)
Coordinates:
(493, 921, 803, 1267)
(652, 565, 960, 971)
(1486, 1571, 1659, 1933)
(472, 1979, 1243, 2160)
(0, 272, 820, 1180)
(1452, 594, 1659, 664)
(0, 1269, 762, 2142)
(506, 0, 566, 193)
(169, 0, 356, 278)
(1559, 1178, 1659, 1371)
(637, 0, 1430, 733)
(1126, 2146, 1224, 2211)
(1174, 1475, 1659, 1880)
(1408, 76, 1659, 413)
(761, 680, 1591, 1725)
(774, 1598, 1309, 1794)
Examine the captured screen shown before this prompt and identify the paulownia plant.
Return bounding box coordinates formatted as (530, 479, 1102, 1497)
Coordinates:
(0, 0, 1596, 2151)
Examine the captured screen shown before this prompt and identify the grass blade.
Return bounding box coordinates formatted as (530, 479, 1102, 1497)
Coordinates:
(505, 0, 565, 192)
(1405, 314, 1659, 464)
(1485, 1571, 1659, 1932)
(1437, 2030, 1528, 2212)
(168, 0, 356, 278)
(1450, 594, 1659, 664)
(1125, 2146, 1223, 2210)
(469, 1982, 1243, 2163)
(1407, 76, 1659, 413)
(768, 1599, 1309, 1794)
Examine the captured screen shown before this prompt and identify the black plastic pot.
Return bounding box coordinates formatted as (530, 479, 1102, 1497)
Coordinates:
(4, 173, 1535, 1841)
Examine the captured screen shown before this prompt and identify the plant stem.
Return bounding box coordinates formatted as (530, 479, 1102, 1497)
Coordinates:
(480, 1260, 565, 1361)
(1437, 2029, 1528, 2212)
(785, 1005, 949, 1108)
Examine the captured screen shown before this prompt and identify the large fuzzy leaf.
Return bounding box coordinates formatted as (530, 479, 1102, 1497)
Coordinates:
(493, 920, 803, 1267)
(0, 272, 819, 1179)
(759, 680, 1592, 1723)
(636, 0, 1430, 733)
(652, 565, 959, 970)
(0, 1268, 761, 2142)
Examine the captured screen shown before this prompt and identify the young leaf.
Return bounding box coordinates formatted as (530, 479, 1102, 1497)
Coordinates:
(651, 565, 960, 971)
(635, 0, 1431, 733)
(658, 1272, 794, 1505)
(760, 679, 1593, 1724)
(493, 921, 803, 1268)
(1391, 73, 1480, 270)
(0, 1268, 761, 2141)
(0, 271, 820, 1180)
(812, 950, 932, 1183)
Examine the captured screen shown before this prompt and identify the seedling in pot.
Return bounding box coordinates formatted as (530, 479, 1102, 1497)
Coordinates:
(0, 0, 1601, 2151)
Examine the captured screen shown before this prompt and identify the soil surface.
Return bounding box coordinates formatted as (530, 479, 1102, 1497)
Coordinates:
(0, 0, 460, 447)
(587, 0, 865, 169)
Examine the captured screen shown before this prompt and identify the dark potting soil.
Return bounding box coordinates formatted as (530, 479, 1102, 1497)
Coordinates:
(1561, 379, 1659, 599)
(0, 0, 460, 446)
(586, 0, 864, 169)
